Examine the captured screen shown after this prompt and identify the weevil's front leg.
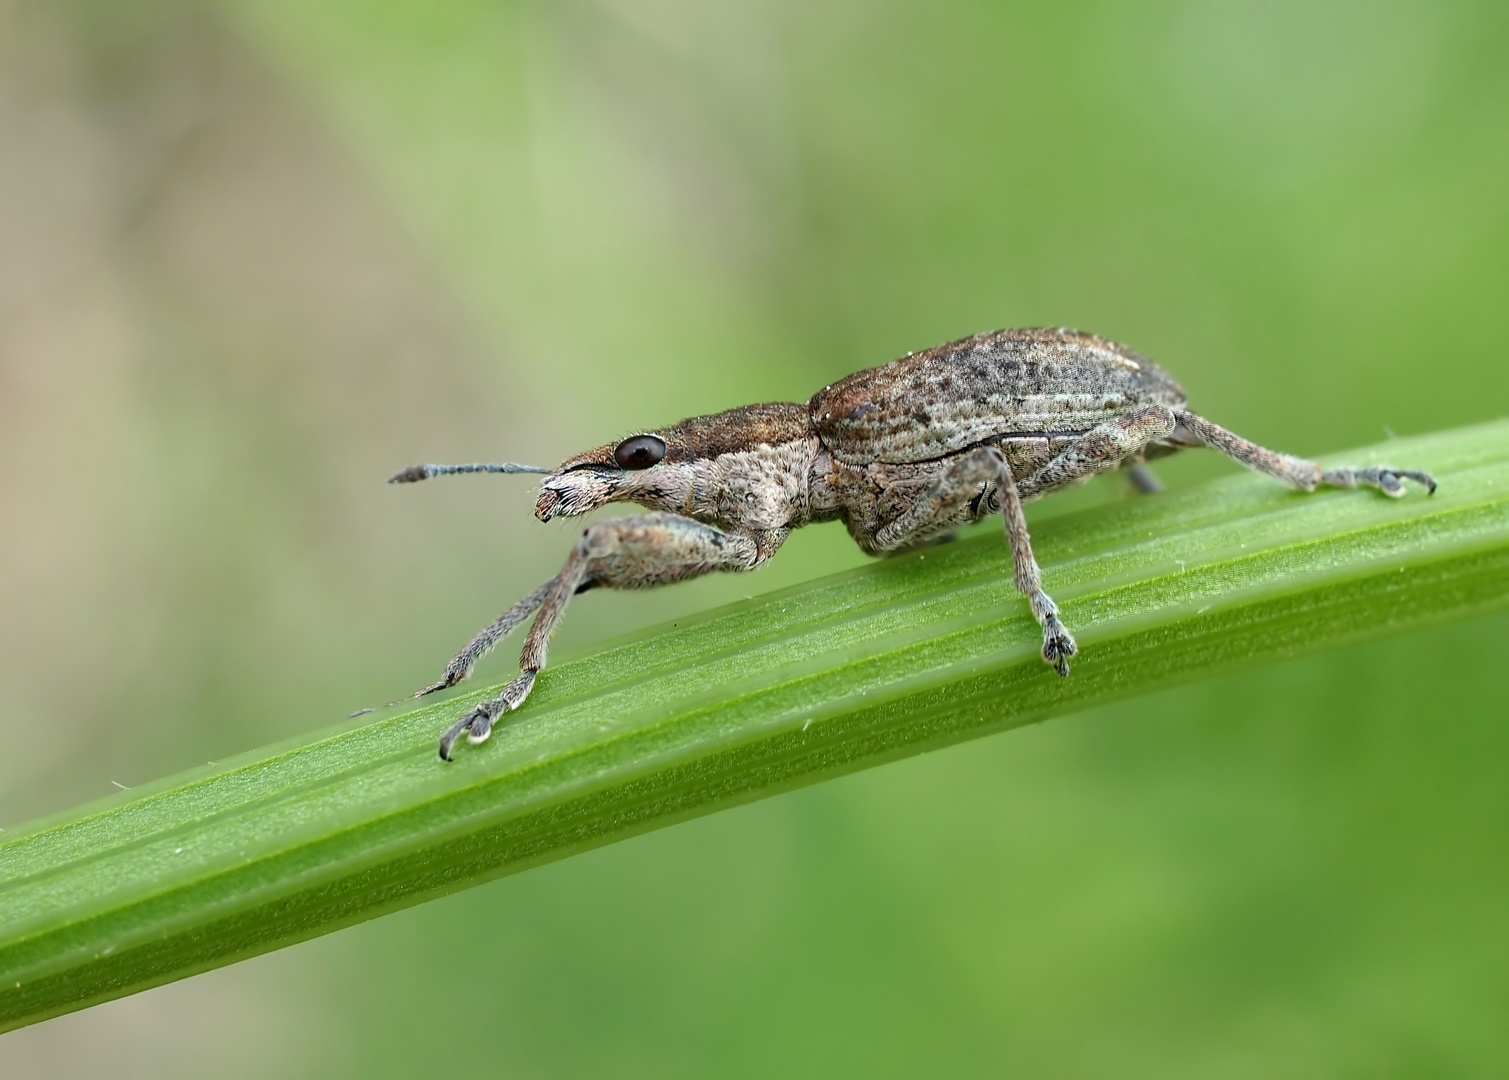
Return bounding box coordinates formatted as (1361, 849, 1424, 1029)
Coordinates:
(1174, 411, 1436, 498)
(411, 579, 556, 700)
(437, 512, 776, 760)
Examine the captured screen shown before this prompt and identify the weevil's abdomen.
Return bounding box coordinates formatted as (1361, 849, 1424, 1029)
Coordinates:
(812, 327, 1186, 465)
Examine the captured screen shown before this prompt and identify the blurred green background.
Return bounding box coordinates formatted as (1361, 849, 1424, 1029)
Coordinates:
(3, 0, 1507, 1074)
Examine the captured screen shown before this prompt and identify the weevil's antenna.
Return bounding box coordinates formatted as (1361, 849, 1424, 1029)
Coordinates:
(388, 462, 552, 483)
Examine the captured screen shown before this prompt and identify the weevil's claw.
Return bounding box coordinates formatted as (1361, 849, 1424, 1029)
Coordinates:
(348, 706, 378, 718)
(438, 712, 476, 761)
(1042, 615, 1078, 678)
(1401, 470, 1437, 495)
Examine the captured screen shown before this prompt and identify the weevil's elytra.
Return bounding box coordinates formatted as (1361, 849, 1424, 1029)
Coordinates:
(384, 327, 1437, 760)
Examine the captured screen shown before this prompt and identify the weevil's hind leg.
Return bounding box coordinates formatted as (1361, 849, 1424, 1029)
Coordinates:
(439, 512, 774, 760)
(1126, 463, 1163, 495)
(1174, 411, 1436, 498)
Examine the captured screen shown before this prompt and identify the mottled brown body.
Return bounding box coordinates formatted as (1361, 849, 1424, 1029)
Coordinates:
(384, 327, 1435, 759)
(815, 327, 1185, 463)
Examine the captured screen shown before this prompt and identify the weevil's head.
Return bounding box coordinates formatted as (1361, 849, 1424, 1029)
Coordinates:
(535, 432, 689, 521)
(534, 403, 811, 522)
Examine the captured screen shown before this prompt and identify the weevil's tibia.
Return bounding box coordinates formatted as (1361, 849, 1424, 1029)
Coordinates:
(1173, 412, 1436, 497)
(423, 579, 554, 761)
(416, 578, 556, 700)
(388, 462, 551, 483)
(349, 578, 555, 722)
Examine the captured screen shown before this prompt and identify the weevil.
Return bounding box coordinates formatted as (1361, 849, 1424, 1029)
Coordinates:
(385, 327, 1435, 760)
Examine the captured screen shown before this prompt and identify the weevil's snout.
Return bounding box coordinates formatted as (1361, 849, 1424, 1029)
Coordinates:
(535, 468, 621, 522)
(535, 434, 672, 521)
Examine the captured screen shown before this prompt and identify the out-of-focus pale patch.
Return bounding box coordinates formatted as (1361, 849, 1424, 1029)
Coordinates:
(0, 961, 318, 1078)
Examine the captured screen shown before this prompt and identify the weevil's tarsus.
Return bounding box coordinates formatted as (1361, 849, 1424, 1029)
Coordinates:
(381, 327, 1437, 760)
(1321, 465, 1437, 498)
(1042, 615, 1075, 677)
(437, 713, 475, 762)
(452, 672, 537, 756)
(388, 462, 551, 484)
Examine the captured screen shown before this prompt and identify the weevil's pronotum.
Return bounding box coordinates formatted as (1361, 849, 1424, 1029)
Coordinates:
(385, 327, 1436, 760)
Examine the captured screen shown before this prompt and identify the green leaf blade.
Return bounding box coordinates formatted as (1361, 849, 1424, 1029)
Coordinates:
(2, 420, 1507, 1031)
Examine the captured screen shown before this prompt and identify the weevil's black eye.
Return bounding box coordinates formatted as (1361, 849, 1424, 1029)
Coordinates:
(613, 434, 667, 470)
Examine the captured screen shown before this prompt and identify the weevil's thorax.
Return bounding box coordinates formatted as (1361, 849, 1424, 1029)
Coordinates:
(689, 437, 824, 532)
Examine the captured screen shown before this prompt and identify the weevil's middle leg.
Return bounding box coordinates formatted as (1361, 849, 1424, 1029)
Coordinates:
(987, 448, 1079, 677)
(996, 404, 1182, 674)
(870, 444, 1095, 678)
(1125, 463, 1163, 495)
(872, 410, 1177, 676)
(1174, 411, 1436, 497)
